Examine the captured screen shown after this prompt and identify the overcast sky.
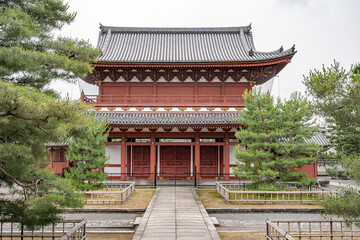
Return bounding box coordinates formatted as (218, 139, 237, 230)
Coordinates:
(51, 0, 360, 100)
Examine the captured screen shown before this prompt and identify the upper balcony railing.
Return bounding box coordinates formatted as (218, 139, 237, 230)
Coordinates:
(82, 94, 244, 106)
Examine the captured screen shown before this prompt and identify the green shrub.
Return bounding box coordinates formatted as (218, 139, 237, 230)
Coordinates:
(326, 166, 339, 178)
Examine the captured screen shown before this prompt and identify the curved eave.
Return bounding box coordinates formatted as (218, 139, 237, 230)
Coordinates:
(90, 53, 295, 68)
(108, 124, 240, 128)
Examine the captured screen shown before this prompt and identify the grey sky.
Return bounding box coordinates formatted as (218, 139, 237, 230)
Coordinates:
(51, 0, 360, 99)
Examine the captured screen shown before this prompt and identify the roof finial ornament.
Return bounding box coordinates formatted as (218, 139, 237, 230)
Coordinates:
(244, 23, 252, 34)
(291, 44, 296, 52)
(99, 23, 103, 29)
(280, 46, 283, 53)
(249, 49, 254, 57)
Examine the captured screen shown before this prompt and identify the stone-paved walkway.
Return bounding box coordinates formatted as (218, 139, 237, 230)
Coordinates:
(132, 187, 220, 240)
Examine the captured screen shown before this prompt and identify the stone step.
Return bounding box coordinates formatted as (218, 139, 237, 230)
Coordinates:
(134, 217, 142, 226)
(210, 217, 220, 227)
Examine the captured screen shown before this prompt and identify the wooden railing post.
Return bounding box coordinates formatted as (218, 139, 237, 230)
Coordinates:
(330, 221, 333, 240)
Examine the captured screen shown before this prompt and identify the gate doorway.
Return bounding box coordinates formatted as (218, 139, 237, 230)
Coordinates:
(160, 146, 191, 179)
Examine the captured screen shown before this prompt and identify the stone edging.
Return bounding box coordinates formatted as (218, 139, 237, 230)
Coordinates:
(65, 207, 322, 214)
(192, 188, 221, 240)
(132, 187, 161, 240)
(206, 208, 324, 213)
(65, 208, 146, 213)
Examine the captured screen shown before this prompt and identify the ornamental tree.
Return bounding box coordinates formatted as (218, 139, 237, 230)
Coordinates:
(65, 116, 109, 191)
(0, 0, 100, 91)
(0, 0, 101, 230)
(0, 81, 89, 230)
(233, 89, 320, 189)
(303, 61, 360, 155)
(304, 61, 360, 226)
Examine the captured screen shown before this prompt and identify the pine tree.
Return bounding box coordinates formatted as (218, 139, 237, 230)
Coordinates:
(0, 81, 89, 230)
(0, 0, 100, 230)
(303, 61, 360, 155)
(65, 116, 109, 191)
(304, 62, 360, 226)
(233, 89, 320, 189)
(0, 0, 100, 91)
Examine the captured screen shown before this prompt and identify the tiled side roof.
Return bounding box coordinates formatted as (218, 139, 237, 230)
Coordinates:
(305, 131, 330, 146)
(45, 142, 68, 147)
(96, 25, 295, 63)
(96, 112, 239, 125)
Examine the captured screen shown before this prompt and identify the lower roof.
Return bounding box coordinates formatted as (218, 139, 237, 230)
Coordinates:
(96, 112, 239, 125)
(95, 112, 330, 146)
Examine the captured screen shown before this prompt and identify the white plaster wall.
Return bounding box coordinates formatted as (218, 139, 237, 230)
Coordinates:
(230, 145, 237, 165)
(105, 145, 121, 165)
(104, 167, 121, 174)
(230, 145, 245, 165)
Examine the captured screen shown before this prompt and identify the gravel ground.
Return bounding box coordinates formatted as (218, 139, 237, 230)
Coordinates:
(61, 213, 141, 231)
(211, 212, 340, 232)
(60, 212, 340, 233)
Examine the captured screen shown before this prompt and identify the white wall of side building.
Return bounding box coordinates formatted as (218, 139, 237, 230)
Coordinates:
(105, 145, 121, 175)
(104, 167, 121, 174)
(229, 145, 245, 176)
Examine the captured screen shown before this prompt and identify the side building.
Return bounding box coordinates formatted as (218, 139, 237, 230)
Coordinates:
(49, 25, 326, 181)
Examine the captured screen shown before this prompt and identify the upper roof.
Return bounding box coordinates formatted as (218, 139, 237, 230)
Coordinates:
(96, 25, 295, 63)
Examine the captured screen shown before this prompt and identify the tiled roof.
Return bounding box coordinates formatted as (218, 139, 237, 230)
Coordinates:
(45, 142, 68, 147)
(96, 112, 239, 125)
(96, 25, 295, 63)
(305, 131, 330, 146)
(96, 112, 330, 146)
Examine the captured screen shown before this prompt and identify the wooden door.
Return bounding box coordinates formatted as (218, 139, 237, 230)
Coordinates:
(200, 146, 218, 178)
(132, 146, 150, 178)
(51, 150, 69, 175)
(160, 146, 190, 178)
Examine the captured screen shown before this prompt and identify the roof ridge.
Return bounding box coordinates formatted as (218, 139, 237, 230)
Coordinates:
(99, 25, 252, 34)
(100, 28, 112, 54)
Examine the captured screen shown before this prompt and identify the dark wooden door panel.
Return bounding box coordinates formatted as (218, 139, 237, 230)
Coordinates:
(200, 146, 218, 177)
(160, 146, 190, 178)
(132, 146, 150, 178)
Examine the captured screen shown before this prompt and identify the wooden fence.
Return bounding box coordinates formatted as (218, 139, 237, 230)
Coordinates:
(59, 220, 86, 240)
(216, 182, 332, 203)
(266, 220, 360, 239)
(266, 220, 295, 240)
(0, 220, 86, 239)
(84, 181, 135, 204)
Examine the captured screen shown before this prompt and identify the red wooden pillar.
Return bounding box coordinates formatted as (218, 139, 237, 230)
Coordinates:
(314, 153, 318, 178)
(195, 133, 200, 178)
(150, 132, 156, 181)
(224, 134, 230, 181)
(121, 131, 127, 181)
(50, 148, 53, 169)
(80, 90, 85, 101)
